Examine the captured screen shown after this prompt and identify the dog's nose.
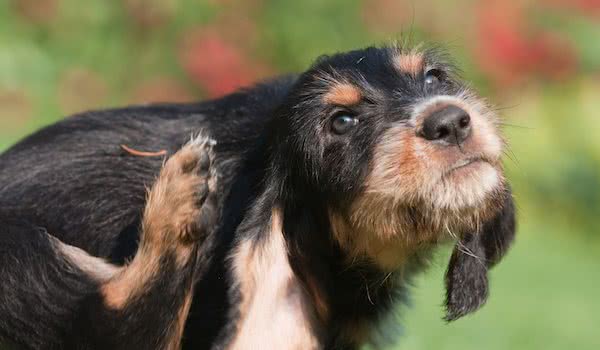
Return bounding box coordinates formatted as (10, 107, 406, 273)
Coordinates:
(419, 105, 472, 145)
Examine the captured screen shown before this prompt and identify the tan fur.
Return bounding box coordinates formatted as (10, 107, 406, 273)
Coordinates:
(330, 208, 418, 271)
(165, 289, 195, 350)
(102, 136, 214, 309)
(331, 93, 505, 270)
(323, 83, 362, 106)
(52, 237, 122, 282)
(302, 275, 329, 324)
(228, 208, 320, 350)
(394, 52, 424, 77)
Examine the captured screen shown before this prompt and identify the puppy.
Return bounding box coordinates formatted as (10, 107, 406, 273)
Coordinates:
(0, 44, 515, 349)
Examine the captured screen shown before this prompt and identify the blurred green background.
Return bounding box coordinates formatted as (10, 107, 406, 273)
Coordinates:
(1, 0, 599, 349)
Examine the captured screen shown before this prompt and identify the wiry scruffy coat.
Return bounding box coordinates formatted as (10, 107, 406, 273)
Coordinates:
(0, 45, 516, 349)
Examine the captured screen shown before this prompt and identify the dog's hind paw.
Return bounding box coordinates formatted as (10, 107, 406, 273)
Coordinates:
(144, 134, 218, 245)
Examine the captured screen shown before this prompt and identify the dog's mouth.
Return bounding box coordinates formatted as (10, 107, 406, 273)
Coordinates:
(443, 156, 492, 178)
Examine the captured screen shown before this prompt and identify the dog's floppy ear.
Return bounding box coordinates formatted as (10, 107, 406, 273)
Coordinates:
(444, 187, 516, 321)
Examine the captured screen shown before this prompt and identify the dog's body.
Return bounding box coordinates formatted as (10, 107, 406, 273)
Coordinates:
(0, 46, 515, 349)
(0, 80, 283, 349)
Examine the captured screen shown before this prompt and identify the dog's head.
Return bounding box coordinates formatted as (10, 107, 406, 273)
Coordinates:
(269, 45, 516, 320)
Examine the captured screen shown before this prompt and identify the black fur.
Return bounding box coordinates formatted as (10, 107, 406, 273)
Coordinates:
(0, 45, 515, 349)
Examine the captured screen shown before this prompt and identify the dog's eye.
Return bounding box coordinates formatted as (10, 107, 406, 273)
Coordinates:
(425, 69, 444, 86)
(331, 113, 359, 134)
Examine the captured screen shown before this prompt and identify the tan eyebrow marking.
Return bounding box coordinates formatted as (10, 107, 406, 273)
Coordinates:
(323, 83, 362, 106)
(394, 52, 424, 77)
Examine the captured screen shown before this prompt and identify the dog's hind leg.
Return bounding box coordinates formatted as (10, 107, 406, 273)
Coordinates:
(0, 135, 217, 349)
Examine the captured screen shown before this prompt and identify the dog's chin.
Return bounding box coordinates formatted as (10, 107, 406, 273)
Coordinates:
(428, 160, 501, 212)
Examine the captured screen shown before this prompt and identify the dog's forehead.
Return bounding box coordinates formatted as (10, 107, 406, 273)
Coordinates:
(310, 46, 448, 102)
(314, 46, 422, 72)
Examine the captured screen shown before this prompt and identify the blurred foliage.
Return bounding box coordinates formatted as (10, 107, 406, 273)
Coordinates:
(0, 0, 599, 349)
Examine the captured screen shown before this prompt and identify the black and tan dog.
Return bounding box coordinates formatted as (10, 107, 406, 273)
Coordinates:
(0, 44, 515, 349)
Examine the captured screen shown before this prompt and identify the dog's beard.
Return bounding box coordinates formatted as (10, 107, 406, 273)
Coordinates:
(350, 177, 504, 241)
(329, 174, 507, 271)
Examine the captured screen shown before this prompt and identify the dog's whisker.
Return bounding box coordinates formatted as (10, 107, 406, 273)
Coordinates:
(498, 122, 533, 130)
(380, 271, 394, 288)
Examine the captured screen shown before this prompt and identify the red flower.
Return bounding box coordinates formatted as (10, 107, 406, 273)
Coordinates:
(179, 29, 267, 97)
(474, 0, 577, 87)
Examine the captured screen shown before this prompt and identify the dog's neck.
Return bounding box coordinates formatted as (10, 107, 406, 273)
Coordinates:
(286, 198, 433, 348)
